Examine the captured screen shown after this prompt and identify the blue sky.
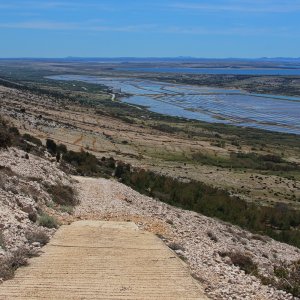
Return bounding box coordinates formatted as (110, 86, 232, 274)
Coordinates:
(0, 0, 299, 58)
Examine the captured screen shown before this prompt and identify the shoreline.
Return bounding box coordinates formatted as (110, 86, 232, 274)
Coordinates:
(47, 74, 300, 136)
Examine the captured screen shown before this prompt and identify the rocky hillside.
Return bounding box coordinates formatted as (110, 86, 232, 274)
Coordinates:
(0, 115, 300, 299)
(0, 147, 75, 281)
(72, 176, 300, 300)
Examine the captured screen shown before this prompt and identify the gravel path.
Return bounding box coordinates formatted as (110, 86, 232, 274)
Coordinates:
(73, 176, 300, 300)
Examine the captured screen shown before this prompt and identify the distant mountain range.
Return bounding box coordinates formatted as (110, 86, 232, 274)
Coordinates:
(1, 57, 300, 62)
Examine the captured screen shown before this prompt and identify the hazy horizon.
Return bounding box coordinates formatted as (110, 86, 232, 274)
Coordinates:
(1, 56, 300, 60)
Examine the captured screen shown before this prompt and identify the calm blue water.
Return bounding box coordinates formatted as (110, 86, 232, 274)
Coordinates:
(117, 67, 300, 76)
(47, 75, 300, 135)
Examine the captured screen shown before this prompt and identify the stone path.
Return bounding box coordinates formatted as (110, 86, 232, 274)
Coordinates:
(0, 221, 208, 299)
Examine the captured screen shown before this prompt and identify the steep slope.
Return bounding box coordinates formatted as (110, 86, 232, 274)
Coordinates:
(0, 147, 75, 280)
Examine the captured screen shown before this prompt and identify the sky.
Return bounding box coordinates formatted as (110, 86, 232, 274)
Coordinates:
(0, 0, 299, 58)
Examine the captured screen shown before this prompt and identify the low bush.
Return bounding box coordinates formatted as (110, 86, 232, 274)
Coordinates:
(22, 133, 42, 146)
(60, 205, 74, 214)
(207, 230, 218, 242)
(168, 242, 185, 251)
(46, 139, 57, 155)
(63, 150, 99, 175)
(0, 131, 12, 149)
(0, 115, 45, 155)
(258, 260, 300, 298)
(0, 231, 6, 250)
(224, 251, 258, 275)
(25, 229, 50, 246)
(57, 143, 67, 153)
(38, 212, 58, 229)
(151, 123, 178, 134)
(0, 118, 12, 149)
(0, 247, 33, 280)
(46, 184, 78, 206)
(273, 261, 300, 297)
(0, 257, 14, 280)
(62, 148, 115, 177)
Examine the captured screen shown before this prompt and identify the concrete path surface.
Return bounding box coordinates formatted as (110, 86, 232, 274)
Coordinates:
(0, 221, 208, 299)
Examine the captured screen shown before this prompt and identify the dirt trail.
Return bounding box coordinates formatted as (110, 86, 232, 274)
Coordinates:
(73, 134, 83, 146)
(0, 221, 208, 299)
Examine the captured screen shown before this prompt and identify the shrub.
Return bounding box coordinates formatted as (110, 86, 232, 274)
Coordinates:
(207, 230, 218, 242)
(0, 257, 14, 280)
(273, 261, 300, 297)
(62, 149, 115, 177)
(46, 184, 78, 206)
(225, 251, 258, 275)
(0, 131, 12, 148)
(38, 212, 58, 229)
(46, 139, 57, 155)
(56, 152, 61, 162)
(0, 118, 12, 149)
(151, 123, 178, 133)
(261, 154, 283, 163)
(120, 165, 300, 248)
(25, 229, 50, 246)
(212, 140, 226, 148)
(22, 133, 42, 146)
(63, 150, 98, 175)
(191, 151, 298, 172)
(9, 127, 19, 136)
(168, 242, 185, 251)
(0, 247, 32, 280)
(0, 232, 6, 250)
(115, 163, 130, 179)
(60, 205, 74, 214)
(274, 265, 288, 278)
(57, 143, 67, 153)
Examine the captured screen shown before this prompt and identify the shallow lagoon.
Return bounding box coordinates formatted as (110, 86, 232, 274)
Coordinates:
(117, 67, 300, 76)
(47, 75, 300, 135)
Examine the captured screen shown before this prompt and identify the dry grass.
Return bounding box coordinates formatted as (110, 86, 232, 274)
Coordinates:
(220, 251, 258, 275)
(46, 184, 78, 207)
(0, 247, 36, 280)
(206, 230, 218, 242)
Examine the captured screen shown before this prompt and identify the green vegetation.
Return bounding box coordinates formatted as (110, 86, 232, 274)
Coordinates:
(43, 138, 115, 177)
(273, 261, 300, 296)
(63, 149, 115, 177)
(46, 139, 57, 155)
(1, 113, 300, 248)
(114, 166, 300, 248)
(22, 133, 42, 146)
(192, 152, 299, 173)
(24, 134, 300, 249)
(0, 117, 45, 156)
(60, 205, 74, 214)
(38, 212, 59, 229)
(258, 260, 300, 297)
(0, 117, 12, 149)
